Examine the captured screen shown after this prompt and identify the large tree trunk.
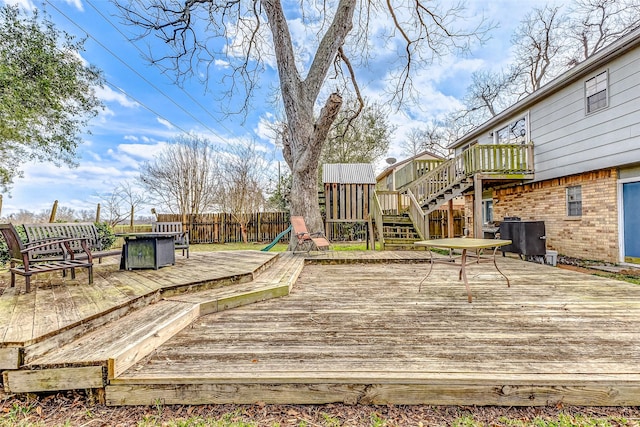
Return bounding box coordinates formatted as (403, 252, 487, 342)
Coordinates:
(283, 93, 343, 240)
(263, 0, 354, 248)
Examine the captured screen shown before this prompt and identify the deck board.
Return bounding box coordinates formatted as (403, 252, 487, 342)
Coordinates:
(5, 249, 640, 406)
(0, 251, 278, 345)
(109, 257, 640, 405)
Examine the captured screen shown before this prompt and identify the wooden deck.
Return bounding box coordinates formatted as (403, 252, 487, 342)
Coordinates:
(0, 251, 280, 370)
(3, 250, 640, 406)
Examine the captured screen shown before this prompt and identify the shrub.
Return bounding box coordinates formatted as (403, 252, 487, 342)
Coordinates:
(94, 222, 116, 250)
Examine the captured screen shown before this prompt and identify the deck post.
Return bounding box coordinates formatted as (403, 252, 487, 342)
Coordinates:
(447, 199, 454, 238)
(473, 174, 483, 238)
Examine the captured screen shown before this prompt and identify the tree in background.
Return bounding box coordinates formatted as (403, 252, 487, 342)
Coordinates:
(511, 5, 565, 95)
(450, 0, 640, 134)
(1, 206, 97, 223)
(98, 182, 148, 227)
(267, 172, 292, 212)
(0, 5, 103, 193)
(400, 124, 449, 158)
(320, 98, 394, 165)
(218, 142, 269, 243)
(138, 134, 220, 216)
(565, 0, 640, 65)
(449, 69, 520, 134)
(116, 0, 491, 243)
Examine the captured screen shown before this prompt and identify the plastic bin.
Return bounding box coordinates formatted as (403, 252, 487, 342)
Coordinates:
(545, 250, 558, 266)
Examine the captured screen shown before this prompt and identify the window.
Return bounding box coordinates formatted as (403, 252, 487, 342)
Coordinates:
(482, 199, 494, 224)
(567, 186, 582, 217)
(495, 117, 528, 144)
(585, 71, 608, 113)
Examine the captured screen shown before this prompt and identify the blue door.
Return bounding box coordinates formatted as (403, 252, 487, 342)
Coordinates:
(623, 182, 640, 263)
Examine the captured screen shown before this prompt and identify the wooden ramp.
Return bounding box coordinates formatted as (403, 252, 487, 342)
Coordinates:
(106, 255, 640, 406)
(1, 251, 300, 392)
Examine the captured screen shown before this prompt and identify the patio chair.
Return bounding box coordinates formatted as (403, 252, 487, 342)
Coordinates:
(0, 223, 93, 293)
(152, 221, 190, 258)
(291, 216, 331, 253)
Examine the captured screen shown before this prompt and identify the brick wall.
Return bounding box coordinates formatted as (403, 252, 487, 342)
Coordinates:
(466, 168, 619, 263)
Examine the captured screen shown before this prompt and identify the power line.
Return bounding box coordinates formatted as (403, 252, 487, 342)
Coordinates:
(43, 0, 230, 140)
(84, 0, 235, 135)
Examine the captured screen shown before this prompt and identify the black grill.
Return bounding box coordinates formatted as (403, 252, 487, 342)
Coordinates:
(499, 218, 546, 257)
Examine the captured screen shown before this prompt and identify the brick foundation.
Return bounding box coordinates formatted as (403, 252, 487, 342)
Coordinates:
(465, 168, 619, 263)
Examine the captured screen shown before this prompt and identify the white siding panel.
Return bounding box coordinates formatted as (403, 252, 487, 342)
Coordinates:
(529, 47, 640, 182)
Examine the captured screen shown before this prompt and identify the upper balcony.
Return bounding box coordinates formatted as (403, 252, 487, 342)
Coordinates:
(395, 144, 535, 193)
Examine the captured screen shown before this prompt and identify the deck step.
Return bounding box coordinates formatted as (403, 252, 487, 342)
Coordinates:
(166, 253, 304, 315)
(3, 253, 305, 393)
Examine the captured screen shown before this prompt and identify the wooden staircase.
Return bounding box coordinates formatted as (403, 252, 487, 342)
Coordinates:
(418, 177, 474, 215)
(372, 144, 535, 243)
(381, 214, 422, 250)
(401, 155, 470, 215)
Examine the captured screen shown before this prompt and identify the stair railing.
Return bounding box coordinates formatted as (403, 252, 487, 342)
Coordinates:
(406, 188, 427, 241)
(370, 189, 386, 249)
(375, 190, 408, 215)
(405, 144, 534, 207)
(394, 159, 444, 189)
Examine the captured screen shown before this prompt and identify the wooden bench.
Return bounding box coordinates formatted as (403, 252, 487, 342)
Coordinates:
(152, 222, 189, 258)
(23, 222, 121, 263)
(0, 223, 93, 293)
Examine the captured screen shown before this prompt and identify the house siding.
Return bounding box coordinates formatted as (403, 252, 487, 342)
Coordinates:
(451, 30, 640, 265)
(456, 41, 640, 180)
(531, 48, 640, 182)
(467, 168, 619, 263)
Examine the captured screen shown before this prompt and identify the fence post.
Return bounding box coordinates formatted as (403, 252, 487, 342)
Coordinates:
(49, 200, 58, 223)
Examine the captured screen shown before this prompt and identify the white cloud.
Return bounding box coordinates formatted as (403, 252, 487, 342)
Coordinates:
(116, 142, 169, 161)
(254, 113, 279, 145)
(64, 0, 83, 12)
(157, 117, 174, 129)
(99, 106, 116, 119)
(2, 0, 35, 10)
(214, 59, 230, 69)
(95, 85, 139, 108)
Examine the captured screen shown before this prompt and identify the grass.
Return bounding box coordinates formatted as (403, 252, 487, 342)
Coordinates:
(0, 404, 637, 427)
(593, 272, 640, 285)
(189, 241, 379, 253)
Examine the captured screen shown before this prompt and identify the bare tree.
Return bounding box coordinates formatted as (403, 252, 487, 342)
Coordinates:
(511, 5, 565, 95)
(3, 206, 90, 223)
(449, 0, 638, 135)
(400, 124, 448, 158)
(139, 134, 220, 215)
(98, 182, 148, 227)
(5, 209, 39, 223)
(77, 209, 97, 223)
(48, 206, 78, 222)
(565, 0, 640, 65)
(218, 142, 268, 243)
(446, 68, 520, 133)
(116, 0, 491, 240)
(399, 129, 424, 158)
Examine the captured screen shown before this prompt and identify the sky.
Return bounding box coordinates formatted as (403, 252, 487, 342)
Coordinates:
(1, 0, 544, 218)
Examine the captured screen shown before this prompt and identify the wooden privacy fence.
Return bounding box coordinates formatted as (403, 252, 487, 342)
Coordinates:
(427, 209, 464, 239)
(157, 212, 290, 244)
(157, 209, 463, 244)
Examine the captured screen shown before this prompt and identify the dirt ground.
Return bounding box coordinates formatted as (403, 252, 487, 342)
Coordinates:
(1, 389, 640, 426)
